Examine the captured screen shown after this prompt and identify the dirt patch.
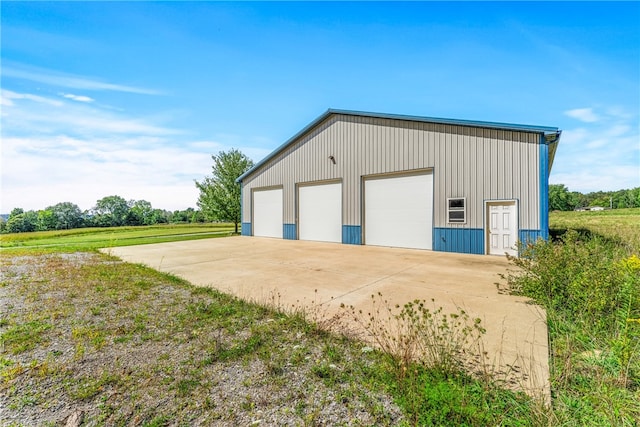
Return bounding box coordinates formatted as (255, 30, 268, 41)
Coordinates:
(0, 252, 402, 426)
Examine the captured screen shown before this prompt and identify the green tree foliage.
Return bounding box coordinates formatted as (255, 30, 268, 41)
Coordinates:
(550, 185, 640, 211)
(50, 202, 84, 229)
(195, 149, 254, 233)
(128, 200, 155, 226)
(36, 209, 57, 231)
(92, 195, 131, 227)
(549, 184, 575, 211)
(9, 208, 24, 218)
(6, 211, 38, 233)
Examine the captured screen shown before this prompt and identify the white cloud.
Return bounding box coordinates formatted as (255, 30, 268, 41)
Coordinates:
(1, 89, 177, 136)
(61, 93, 94, 103)
(564, 107, 599, 123)
(1, 89, 63, 107)
(551, 107, 640, 192)
(0, 90, 269, 213)
(3, 64, 161, 95)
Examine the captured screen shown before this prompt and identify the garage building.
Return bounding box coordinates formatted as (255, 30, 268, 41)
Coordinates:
(237, 109, 561, 256)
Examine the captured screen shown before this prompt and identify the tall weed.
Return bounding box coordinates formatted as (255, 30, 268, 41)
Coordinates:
(342, 294, 535, 426)
(501, 229, 640, 424)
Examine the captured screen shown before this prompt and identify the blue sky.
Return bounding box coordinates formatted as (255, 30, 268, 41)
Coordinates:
(2, 1, 639, 212)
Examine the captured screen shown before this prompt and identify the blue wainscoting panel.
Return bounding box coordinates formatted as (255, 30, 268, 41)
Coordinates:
(433, 228, 484, 254)
(342, 225, 362, 245)
(241, 222, 251, 236)
(283, 224, 297, 240)
(519, 229, 544, 247)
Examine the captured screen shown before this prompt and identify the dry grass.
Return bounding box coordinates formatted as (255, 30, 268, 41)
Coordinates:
(550, 208, 640, 252)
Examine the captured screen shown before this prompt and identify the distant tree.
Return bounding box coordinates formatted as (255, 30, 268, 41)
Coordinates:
(92, 195, 130, 227)
(6, 211, 37, 233)
(170, 209, 190, 223)
(36, 209, 57, 231)
(9, 208, 24, 219)
(0, 217, 6, 233)
(190, 210, 205, 223)
(549, 184, 575, 211)
(53, 202, 84, 229)
(570, 191, 588, 209)
(195, 149, 254, 233)
(128, 200, 155, 225)
(151, 209, 170, 224)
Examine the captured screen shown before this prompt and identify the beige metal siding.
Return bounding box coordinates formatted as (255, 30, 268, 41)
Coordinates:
(242, 114, 542, 231)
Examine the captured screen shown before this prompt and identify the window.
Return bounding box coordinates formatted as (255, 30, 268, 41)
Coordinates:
(447, 198, 466, 223)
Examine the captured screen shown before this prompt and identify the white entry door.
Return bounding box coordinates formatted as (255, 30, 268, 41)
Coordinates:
(298, 182, 342, 243)
(253, 188, 283, 238)
(364, 173, 433, 250)
(486, 201, 518, 256)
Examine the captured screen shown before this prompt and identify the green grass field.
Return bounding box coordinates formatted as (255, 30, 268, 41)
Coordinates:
(550, 207, 640, 251)
(0, 223, 236, 251)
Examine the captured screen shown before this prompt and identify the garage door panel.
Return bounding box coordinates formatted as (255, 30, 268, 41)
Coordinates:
(365, 173, 432, 250)
(299, 183, 342, 243)
(253, 189, 283, 238)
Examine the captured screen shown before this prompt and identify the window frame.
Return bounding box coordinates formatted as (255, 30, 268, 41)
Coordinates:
(447, 197, 466, 224)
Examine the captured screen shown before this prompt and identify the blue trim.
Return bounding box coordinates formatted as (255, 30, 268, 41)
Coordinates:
(237, 109, 560, 183)
(433, 228, 484, 255)
(519, 230, 544, 246)
(241, 222, 251, 236)
(539, 139, 550, 240)
(342, 225, 361, 245)
(283, 224, 297, 240)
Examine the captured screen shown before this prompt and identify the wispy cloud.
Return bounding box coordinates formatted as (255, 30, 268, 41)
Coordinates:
(564, 107, 599, 123)
(3, 64, 162, 95)
(551, 106, 639, 192)
(2, 89, 178, 137)
(0, 89, 268, 212)
(61, 93, 94, 103)
(1, 89, 63, 107)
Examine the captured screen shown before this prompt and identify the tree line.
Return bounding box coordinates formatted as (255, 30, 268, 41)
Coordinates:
(0, 196, 206, 234)
(549, 185, 640, 211)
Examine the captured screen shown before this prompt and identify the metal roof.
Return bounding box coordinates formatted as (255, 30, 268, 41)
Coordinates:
(237, 108, 561, 182)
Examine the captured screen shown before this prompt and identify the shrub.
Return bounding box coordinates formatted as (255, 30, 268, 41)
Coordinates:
(501, 230, 639, 337)
(501, 229, 640, 424)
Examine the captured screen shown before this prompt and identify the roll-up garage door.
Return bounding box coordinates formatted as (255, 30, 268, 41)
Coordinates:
(298, 182, 342, 243)
(364, 173, 433, 250)
(253, 188, 283, 238)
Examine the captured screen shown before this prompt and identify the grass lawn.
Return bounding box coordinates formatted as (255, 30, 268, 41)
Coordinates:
(0, 223, 236, 251)
(550, 207, 640, 252)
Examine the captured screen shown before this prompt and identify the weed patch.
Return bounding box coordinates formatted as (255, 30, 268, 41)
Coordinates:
(501, 225, 640, 425)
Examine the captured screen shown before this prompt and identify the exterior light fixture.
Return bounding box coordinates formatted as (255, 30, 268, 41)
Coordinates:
(328, 155, 336, 164)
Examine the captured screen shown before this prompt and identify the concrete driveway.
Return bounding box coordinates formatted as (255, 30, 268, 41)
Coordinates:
(104, 236, 549, 397)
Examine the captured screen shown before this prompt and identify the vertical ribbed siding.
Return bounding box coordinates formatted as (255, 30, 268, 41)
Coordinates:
(241, 114, 543, 234)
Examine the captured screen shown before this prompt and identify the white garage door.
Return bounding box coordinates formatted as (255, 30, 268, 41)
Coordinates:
(253, 188, 283, 238)
(365, 173, 433, 250)
(299, 182, 342, 243)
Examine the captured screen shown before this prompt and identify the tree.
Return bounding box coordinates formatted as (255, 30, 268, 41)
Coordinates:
(9, 208, 24, 219)
(549, 184, 575, 211)
(36, 209, 57, 231)
(49, 202, 84, 229)
(195, 149, 254, 233)
(6, 211, 37, 233)
(92, 195, 130, 227)
(128, 200, 155, 225)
